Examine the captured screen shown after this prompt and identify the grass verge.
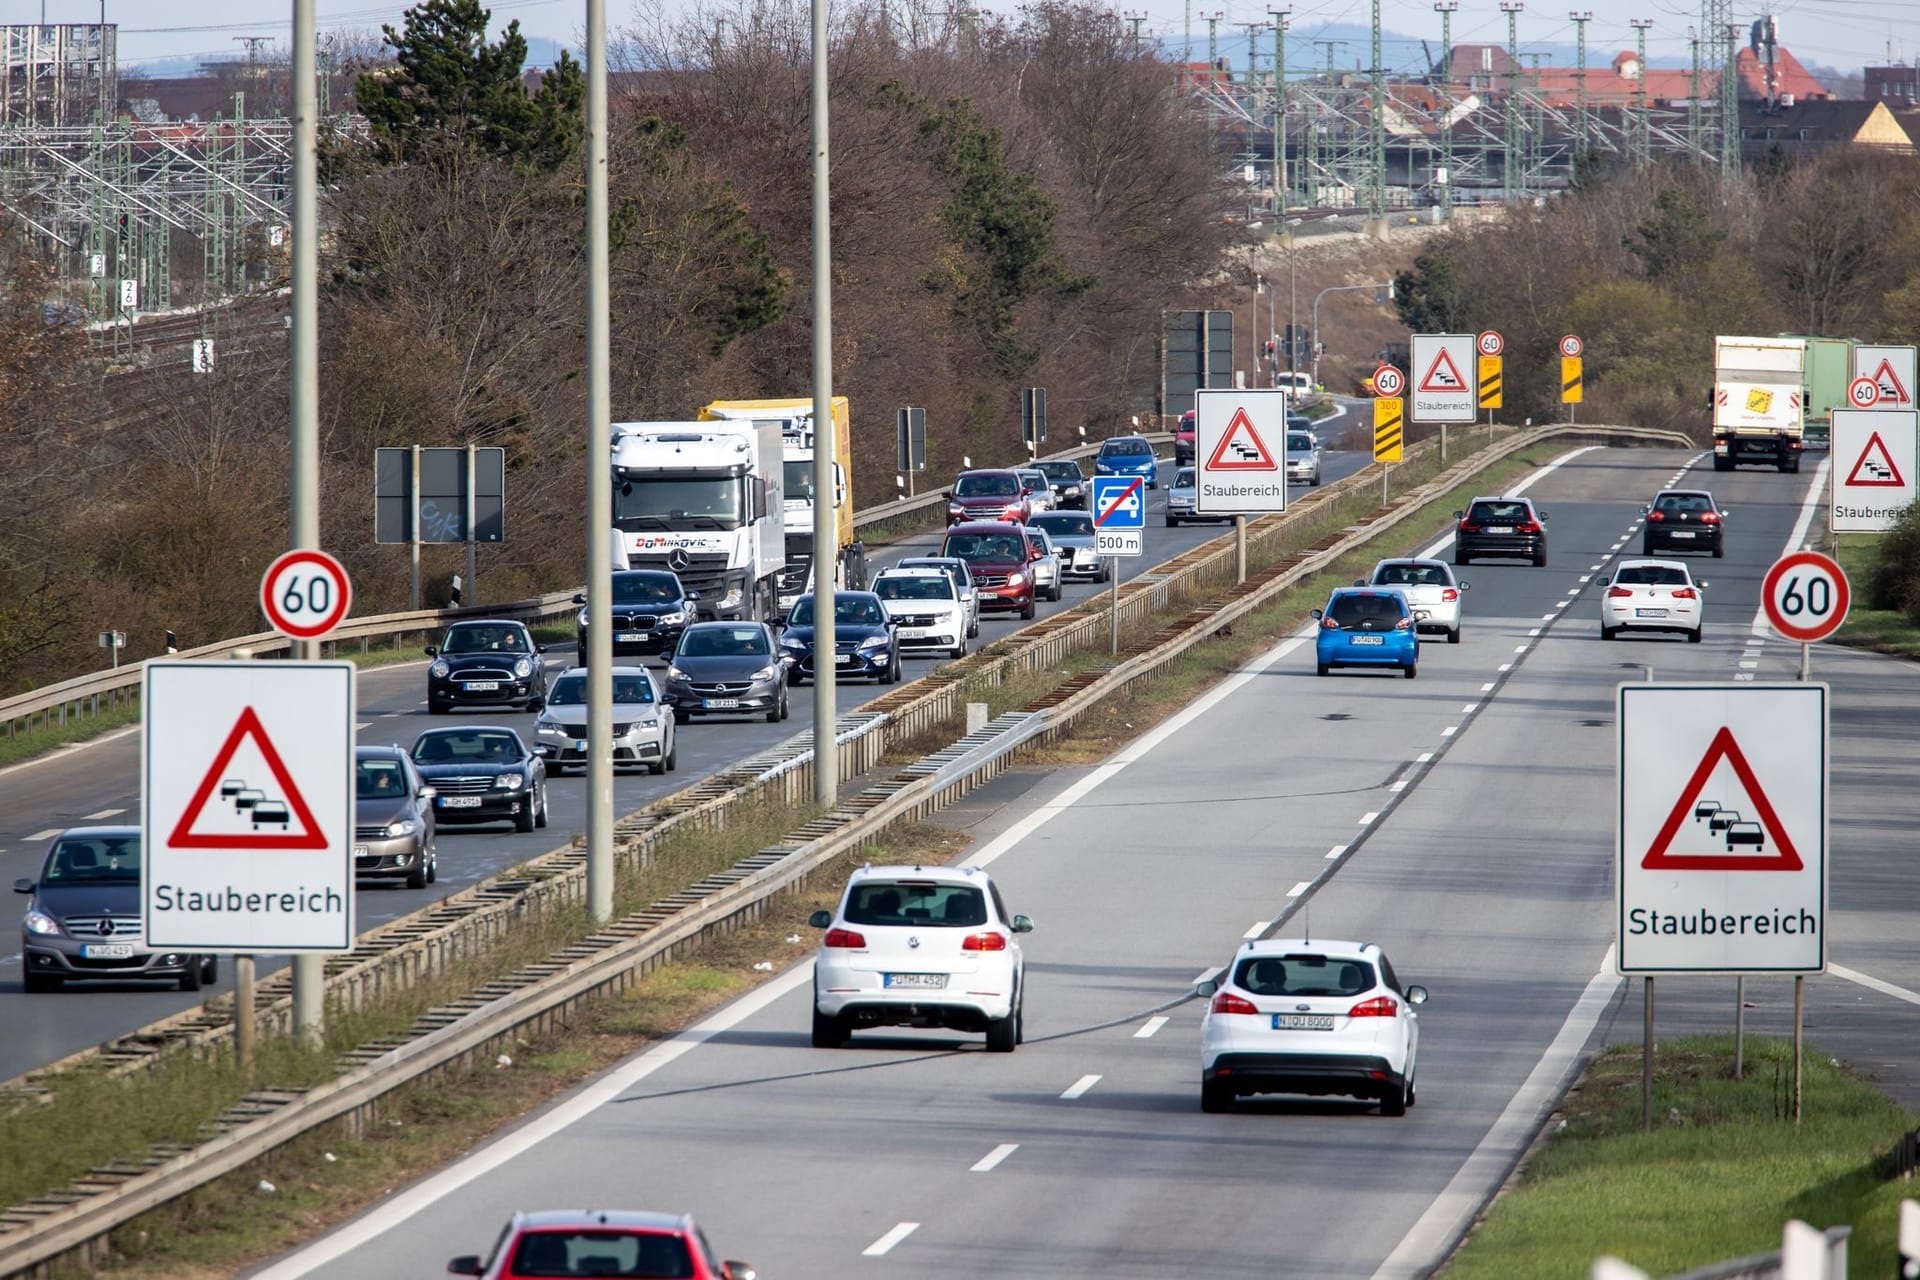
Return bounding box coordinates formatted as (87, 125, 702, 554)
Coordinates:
(1813, 532, 1920, 661)
(1440, 1035, 1919, 1278)
(0, 700, 140, 770)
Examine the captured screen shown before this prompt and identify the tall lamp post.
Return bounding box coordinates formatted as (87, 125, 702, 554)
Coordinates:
(1310, 280, 1395, 392)
(1282, 215, 1303, 381)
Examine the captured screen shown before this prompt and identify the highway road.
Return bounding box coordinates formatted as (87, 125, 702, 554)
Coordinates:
(253, 444, 1920, 1280)
(0, 440, 1371, 1078)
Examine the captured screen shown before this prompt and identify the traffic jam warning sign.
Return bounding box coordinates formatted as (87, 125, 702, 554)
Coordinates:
(142, 662, 356, 953)
(1830, 408, 1919, 532)
(1409, 334, 1476, 423)
(1851, 344, 1917, 410)
(1193, 387, 1288, 516)
(1617, 683, 1826, 976)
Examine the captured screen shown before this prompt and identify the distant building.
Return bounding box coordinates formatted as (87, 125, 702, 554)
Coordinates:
(1864, 65, 1920, 107)
(1439, 40, 1830, 111)
(1737, 99, 1915, 160)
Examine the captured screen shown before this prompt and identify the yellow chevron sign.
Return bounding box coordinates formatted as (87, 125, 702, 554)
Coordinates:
(1561, 355, 1584, 405)
(1373, 397, 1404, 462)
(1478, 354, 1503, 410)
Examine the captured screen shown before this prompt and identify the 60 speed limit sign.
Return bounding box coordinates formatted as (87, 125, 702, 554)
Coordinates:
(261, 549, 353, 641)
(1761, 551, 1849, 643)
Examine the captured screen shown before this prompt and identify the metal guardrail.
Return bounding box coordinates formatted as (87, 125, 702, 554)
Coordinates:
(0, 424, 1692, 1278)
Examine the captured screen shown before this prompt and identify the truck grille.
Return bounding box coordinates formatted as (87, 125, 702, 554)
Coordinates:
(627, 551, 731, 597)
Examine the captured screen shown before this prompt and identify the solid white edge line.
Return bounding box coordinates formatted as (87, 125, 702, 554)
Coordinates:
(1060, 1074, 1102, 1100)
(1828, 963, 1920, 1008)
(0, 724, 142, 782)
(1749, 458, 1833, 640)
(1135, 1015, 1170, 1039)
(1370, 947, 1622, 1280)
(863, 1223, 920, 1256)
(970, 1143, 1020, 1173)
(1244, 921, 1269, 938)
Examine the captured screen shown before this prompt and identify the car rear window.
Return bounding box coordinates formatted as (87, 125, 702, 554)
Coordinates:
(1655, 494, 1713, 514)
(1372, 562, 1449, 587)
(1326, 593, 1408, 628)
(1615, 565, 1690, 586)
(508, 1229, 694, 1277)
(1236, 954, 1376, 997)
(1469, 500, 1531, 523)
(845, 880, 988, 927)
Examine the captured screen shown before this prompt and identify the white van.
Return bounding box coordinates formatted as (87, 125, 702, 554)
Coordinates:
(1274, 371, 1319, 396)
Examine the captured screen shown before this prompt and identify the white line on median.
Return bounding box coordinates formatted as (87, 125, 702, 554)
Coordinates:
(864, 1223, 920, 1256)
(1461, 704, 1479, 715)
(1440, 726, 1457, 737)
(970, 1144, 1019, 1173)
(1358, 812, 1378, 825)
(1829, 963, 1920, 1008)
(1060, 1074, 1102, 1100)
(1135, 1016, 1169, 1039)
(1243, 921, 1269, 938)
(1415, 753, 1432, 763)
(1540, 613, 1556, 621)
(1388, 780, 1407, 793)
(1480, 683, 1495, 693)
(1287, 881, 1311, 897)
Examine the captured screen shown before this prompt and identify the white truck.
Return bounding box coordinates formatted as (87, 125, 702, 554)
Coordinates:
(608, 419, 785, 622)
(1713, 336, 1807, 473)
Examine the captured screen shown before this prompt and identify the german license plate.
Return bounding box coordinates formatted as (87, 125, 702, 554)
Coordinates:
(1273, 1014, 1334, 1030)
(704, 698, 738, 710)
(440, 796, 483, 808)
(618, 632, 647, 642)
(464, 681, 499, 691)
(82, 944, 136, 959)
(1636, 608, 1668, 618)
(835, 653, 854, 664)
(1487, 525, 1514, 534)
(900, 629, 931, 639)
(1671, 531, 1696, 539)
(1352, 634, 1385, 645)
(353, 844, 370, 858)
(883, 973, 947, 990)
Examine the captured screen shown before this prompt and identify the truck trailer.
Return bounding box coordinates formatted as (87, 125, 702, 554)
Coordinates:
(1713, 336, 1807, 473)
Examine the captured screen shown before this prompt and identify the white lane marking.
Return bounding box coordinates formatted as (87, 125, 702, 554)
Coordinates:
(1243, 921, 1269, 938)
(971, 1144, 1019, 1173)
(1190, 968, 1217, 986)
(1514, 644, 1529, 653)
(1440, 726, 1457, 737)
(864, 1224, 920, 1256)
(1553, 600, 1569, 610)
(1326, 843, 1349, 858)
(1287, 881, 1311, 897)
(1749, 459, 1832, 640)
(1829, 963, 1920, 1008)
(1578, 575, 1591, 583)
(0, 724, 141, 782)
(1410, 445, 1601, 561)
(1739, 661, 1759, 670)
(1358, 812, 1379, 825)
(1589, 564, 1604, 572)
(1736, 673, 1755, 682)
(1610, 542, 1623, 551)
(1745, 638, 1763, 648)
(25, 828, 61, 842)
(1060, 1074, 1102, 1100)
(1460, 704, 1479, 715)
(1497, 663, 1511, 672)
(1370, 947, 1622, 1280)
(1135, 1016, 1170, 1039)
(1480, 683, 1495, 693)
(1388, 780, 1407, 793)
(1526, 628, 1541, 637)
(1414, 753, 1432, 764)
(1540, 613, 1556, 621)
(82, 808, 124, 820)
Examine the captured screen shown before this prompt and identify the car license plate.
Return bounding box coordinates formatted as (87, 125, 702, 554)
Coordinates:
(574, 739, 589, 751)
(1274, 1014, 1335, 1030)
(82, 943, 137, 959)
(883, 973, 948, 990)
(900, 628, 931, 639)
(1352, 634, 1385, 645)
(618, 632, 647, 642)
(353, 844, 370, 858)
(704, 698, 739, 710)
(440, 796, 484, 808)
(464, 680, 500, 691)
(1487, 525, 1514, 534)
(835, 653, 854, 664)
(1636, 608, 1669, 618)
(1670, 531, 1695, 539)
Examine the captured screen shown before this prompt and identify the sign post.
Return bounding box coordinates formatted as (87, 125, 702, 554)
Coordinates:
(1850, 343, 1916, 411)
(1560, 334, 1585, 423)
(1091, 476, 1145, 652)
(260, 549, 353, 642)
(1409, 334, 1475, 434)
(1829, 408, 1917, 534)
(1762, 550, 1850, 682)
(896, 406, 927, 497)
(1193, 388, 1288, 522)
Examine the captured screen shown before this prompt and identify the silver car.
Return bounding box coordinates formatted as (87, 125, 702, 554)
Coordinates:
(1286, 429, 1322, 486)
(1022, 526, 1064, 601)
(1361, 558, 1467, 642)
(1166, 465, 1228, 527)
(354, 746, 438, 888)
(534, 666, 677, 774)
(895, 556, 981, 638)
(1016, 468, 1056, 514)
(1028, 511, 1108, 582)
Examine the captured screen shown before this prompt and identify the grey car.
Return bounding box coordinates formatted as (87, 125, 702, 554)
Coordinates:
(354, 746, 438, 888)
(662, 621, 790, 723)
(1285, 429, 1322, 486)
(1027, 510, 1109, 582)
(895, 556, 981, 638)
(1032, 459, 1088, 509)
(15, 827, 217, 993)
(533, 666, 677, 774)
(1165, 465, 1229, 526)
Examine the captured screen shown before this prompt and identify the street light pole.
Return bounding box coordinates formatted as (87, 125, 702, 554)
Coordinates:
(1311, 280, 1393, 392)
(1283, 215, 1302, 381)
(809, 0, 837, 806)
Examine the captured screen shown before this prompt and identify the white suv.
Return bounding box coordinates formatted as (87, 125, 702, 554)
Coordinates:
(871, 568, 969, 659)
(1198, 938, 1428, 1114)
(809, 864, 1033, 1052)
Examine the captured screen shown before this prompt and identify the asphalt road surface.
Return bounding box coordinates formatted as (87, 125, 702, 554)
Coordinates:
(0, 443, 1370, 1078)
(252, 445, 1920, 1280)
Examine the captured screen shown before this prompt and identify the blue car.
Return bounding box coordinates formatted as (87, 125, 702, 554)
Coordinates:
(1094, 435, 1161, 490)
(1313, 589, 1419, 678)
(778, 591, 901, 684)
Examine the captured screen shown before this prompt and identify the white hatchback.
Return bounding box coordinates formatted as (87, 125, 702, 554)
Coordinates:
(871, 567, 969, 659)
(1362, 557, 1468, 643)
(1600, 559, 1706, 642)
(1198, 938, 1427, 1114)
(809, 864, 1032, 1052)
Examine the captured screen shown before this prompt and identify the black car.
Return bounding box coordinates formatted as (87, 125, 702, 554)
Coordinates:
(1032, 459, 1088, 509)
(15, 827, 217, 993)
(409, 727, 549, 833)
(573, 570, 694, 665)
(661, 621, 790, 723)
(426, 619, 549, 714)
(778, 592, 901, 684)
(354, 747, 437, 888)
(1642, 489, 1728, 558)
(1453, 495, 1549, 567)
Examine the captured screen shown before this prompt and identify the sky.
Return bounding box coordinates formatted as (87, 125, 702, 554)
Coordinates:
(15, 0, 1920, 79)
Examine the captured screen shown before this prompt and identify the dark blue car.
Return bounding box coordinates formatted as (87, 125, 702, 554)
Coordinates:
(778, 592, 901, 684)
(1314, 589, 1419, 678)
(1094, 435, 1161, 490)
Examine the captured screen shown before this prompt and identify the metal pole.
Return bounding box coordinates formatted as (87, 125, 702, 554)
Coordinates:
(585, 0, 615, 925)
(235, 954, 255, 1075)
(1799, 641, 1810, 682)
(1234, 515, 1247, 583)
(1269, 9, 1289, 213)
(466, 443, 478, 606)
(1109, 562, 1120, 656)
(1734, 975, 1745, 1078)
(1792, 974, 1804, 1123)
(1441, 423, 1447, 466)
(290, 0, 325, 1046)
(1642, 975, 1654, 1132)
(409, 444, 422, 612)
(811, 0, 838, 806)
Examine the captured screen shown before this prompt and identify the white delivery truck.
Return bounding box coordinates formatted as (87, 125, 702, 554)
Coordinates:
(609, 419, 785, 622)
(1713, 336, 1807, 473)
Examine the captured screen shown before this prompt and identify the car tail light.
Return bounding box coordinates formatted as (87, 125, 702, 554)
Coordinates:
(1699, 512, 1720, 524)
(1519, 519, 1543, 533)
(1320, 616, 1341, 630)
(1607, 586, 1634, 598)
(1394, 617, 1413, 630)
(1672, 588, 1698, 599)
(1646, 511, 1665, 523)
(1210, 991, 1259, 1015)
(1441, 588, 1459, 602)
(823, 928, 866, 948)
(961, 931, 1008, 951)
(1347, 995, 1398, 1018)
(1458, 521, 1481, 533)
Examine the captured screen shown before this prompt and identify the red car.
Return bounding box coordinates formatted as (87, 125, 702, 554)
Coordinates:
(942, 520, 1038, 619)
(448, 1209, 756, 1280)
(945, 468, 1036, 526)
(1175, 410, 1196, 466)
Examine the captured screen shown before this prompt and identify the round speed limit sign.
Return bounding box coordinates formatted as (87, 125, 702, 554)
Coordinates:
(261, 549, 353, 641)
(1847, 376, 1881, 409)
(1559, 333, 1584, 358)
(1477, 330, 1505, 357)
(1371, 364, 1405, 397)
(1761, 550, 1849, 643)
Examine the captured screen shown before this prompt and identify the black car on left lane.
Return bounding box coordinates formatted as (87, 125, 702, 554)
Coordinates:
(573, 569, 694, 665)
(15, 827, 217, 993)
(409, 726, 549, 833)
(426, 619, 549, 714)
(778, 591, 901, 684)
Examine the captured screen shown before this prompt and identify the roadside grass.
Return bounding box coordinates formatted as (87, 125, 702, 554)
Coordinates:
(1441, 1035, 1919, 1279)
(1815, 532, 1920, 661)
(0, 700, 140, 770)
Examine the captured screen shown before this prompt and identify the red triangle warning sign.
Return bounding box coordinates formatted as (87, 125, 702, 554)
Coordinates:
(1205, 408, 1279, 471)
(1418, 349, 1468, 393)
(1870, 358, 1912, 405)
(1641, 726, 1802, 872)
(1844, 430, 1906, 488)
(168, 706, 328, 850)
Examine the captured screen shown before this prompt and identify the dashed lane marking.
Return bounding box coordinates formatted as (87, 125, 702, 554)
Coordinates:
(863, 1224, 919, 1257)
(1060, 1075, 1102, 1100)
(970, 1144, 1019, 1173)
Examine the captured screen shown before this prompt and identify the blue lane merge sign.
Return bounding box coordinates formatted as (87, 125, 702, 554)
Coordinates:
(1091, 476, 1146, 529)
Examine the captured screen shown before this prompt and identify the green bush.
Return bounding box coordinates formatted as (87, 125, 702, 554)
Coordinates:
(1864, 501, 1920, 623)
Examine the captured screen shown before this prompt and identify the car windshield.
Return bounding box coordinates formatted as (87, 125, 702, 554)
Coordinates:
(1101, 438, 1152, 458)
(676, 626, 768, 658)
(1025, 532, 1050, 554)
(547, 673, 654, 705)
(440, 623, 528, 654)
(1655, 494, 1714, 515)
(874, 576, 954, 601)
(955, 473, 1018, 498)
(1036, 462, 1081, 482)
(610, 574, 680, 605)
(1236, 954, 1377, 997)
(788, 595, 887, 626)
(784, 459, 817, 502)
(1469, 500, 1531, 523)
(507, 1229, 693, 1278)
(1372, 562, 1449, 587)
(845, 880, 989, 928)
(355, 757, 410, 799)
(43, 835, 141, 884)
(412, 730, 523, 764)
(1287, 433, 1313, 451)
(1174, 467, 1197, 487)
(1326, 593, 1408, 628)
(1616, 565, 1691, 586)
(1018, 471, 1047, 489)
(1031, 513, 1093, 537)
(613, 475, 744, 530)
(944, 533, 1025, 561)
